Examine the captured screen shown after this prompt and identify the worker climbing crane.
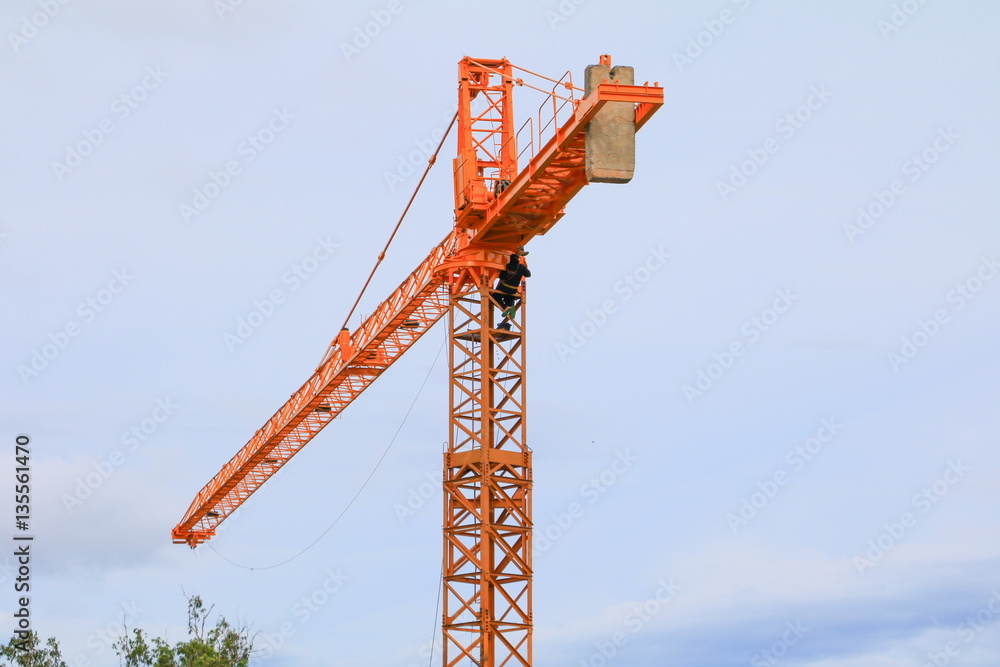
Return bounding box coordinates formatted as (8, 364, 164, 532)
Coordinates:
(173, 55, 662, 667)
(494, 246, 530, 330)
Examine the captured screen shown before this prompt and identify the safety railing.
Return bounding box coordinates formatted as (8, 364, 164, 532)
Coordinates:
(509, 69, 578, 174)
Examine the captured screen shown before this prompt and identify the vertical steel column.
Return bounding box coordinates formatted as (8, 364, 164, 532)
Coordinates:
(443, 271, 531, 667)
(454, 57, 517, 222)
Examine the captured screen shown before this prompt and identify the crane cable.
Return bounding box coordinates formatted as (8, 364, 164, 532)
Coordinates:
(338, 111, 459, 333)
(427, 561, 444, 667)
(207, 329, 448, 571)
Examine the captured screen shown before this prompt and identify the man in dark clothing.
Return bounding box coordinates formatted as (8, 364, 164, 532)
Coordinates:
(494, 246, 530, 330)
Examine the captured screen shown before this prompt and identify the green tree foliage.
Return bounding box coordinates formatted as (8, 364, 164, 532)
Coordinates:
(2, 597, 253, 667)
(114, 595, 253, 667)
(0, 631, 67, 667)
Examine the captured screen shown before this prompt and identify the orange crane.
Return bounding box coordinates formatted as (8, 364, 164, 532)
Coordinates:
(173, 55, 662, 667)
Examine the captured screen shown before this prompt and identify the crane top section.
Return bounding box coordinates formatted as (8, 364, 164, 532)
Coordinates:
(446, 55, 662, 277)
(171, 55, 662, 548)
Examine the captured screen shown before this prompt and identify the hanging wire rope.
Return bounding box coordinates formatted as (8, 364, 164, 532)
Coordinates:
(208, 335, 447, 571)
(426, 561, 445, 667)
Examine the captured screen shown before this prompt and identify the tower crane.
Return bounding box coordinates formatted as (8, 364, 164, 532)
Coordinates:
(173, 55, 662, 667)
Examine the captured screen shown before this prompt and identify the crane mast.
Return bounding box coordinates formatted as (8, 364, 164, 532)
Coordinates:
(443, 59, 531, 667)
(172, 55, 662, 667)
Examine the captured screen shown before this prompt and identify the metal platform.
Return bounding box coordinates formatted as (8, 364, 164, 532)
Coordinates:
(455, 329, 521, 343)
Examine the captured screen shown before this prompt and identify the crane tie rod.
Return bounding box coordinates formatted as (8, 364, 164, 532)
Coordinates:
(338, 111, 459, 333)
(466, 59, 582, 104)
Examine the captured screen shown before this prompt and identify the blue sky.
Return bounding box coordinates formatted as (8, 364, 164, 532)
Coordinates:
(2, 1, 999, 666)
